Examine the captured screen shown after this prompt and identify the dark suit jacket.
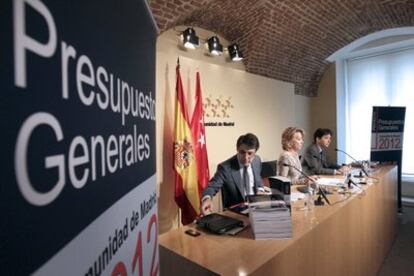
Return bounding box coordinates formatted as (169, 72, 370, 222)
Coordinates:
(301, 144, 340, 175)
(202, 155, 263, 208)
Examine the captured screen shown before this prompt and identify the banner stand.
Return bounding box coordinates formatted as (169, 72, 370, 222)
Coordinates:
(370, 106, 406, 211)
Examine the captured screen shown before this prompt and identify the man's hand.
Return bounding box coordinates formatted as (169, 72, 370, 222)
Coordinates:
(201, 197, 213, 216)
(309, 175, 320, 182)
(256, 189, 266, 195)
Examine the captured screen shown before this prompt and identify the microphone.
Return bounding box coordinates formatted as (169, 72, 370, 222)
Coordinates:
(282, 163, 318, 194)
(284, 162, 336, 202)
(335, 148, 369, 177)
(308, 157, 333, 194)
(282, 163, 316, 185)
(282, 163, 331, 205)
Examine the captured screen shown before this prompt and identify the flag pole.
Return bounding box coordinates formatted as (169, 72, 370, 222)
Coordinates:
(176, 56, 182, 228)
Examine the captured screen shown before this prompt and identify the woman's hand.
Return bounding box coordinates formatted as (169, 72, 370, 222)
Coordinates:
(338, 165, 351, 175)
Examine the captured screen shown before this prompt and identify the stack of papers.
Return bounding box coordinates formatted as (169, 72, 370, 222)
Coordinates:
(248, 195, 292, 239)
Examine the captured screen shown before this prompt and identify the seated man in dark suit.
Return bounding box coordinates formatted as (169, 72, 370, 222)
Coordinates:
(302, 128, 349, 175)
(201, 133, 264, 215)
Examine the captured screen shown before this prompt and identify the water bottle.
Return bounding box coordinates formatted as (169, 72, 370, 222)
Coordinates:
(305, 187, 314, 211)
(362, 161, 370, 176)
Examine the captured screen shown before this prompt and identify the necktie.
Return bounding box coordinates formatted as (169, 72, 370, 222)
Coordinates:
(243, 166, 250, 198)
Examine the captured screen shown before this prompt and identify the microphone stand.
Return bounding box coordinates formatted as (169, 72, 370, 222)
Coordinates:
(347, 177, 366, 196)
(310, 154, 334, 194)
(335, 148, 369, 177)
(282, 163, 330, 206)
(315, 186, 331, 205)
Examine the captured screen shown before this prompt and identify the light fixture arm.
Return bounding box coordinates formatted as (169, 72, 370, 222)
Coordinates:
(175, 27, 243, 61)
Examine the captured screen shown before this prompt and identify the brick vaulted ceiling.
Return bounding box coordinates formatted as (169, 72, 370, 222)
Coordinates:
(149, 0, 414, 96)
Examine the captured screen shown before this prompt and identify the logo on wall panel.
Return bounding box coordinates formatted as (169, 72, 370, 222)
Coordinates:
(204, 95, 235, 127)
(371, 106, 405, 152)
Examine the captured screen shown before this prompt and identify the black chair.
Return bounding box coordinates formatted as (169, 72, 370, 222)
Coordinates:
(261, 160, 278, 178)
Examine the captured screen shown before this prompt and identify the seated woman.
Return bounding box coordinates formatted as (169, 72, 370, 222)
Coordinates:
(277, 127, 317, 185)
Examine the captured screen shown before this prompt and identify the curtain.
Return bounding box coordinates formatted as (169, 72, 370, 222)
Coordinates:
(345, 48, 414, 175)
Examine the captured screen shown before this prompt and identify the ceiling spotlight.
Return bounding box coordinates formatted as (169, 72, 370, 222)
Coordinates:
(228, 43, 243, 61)
(181, 27, 199, 49)
(206, 36, 223, 56)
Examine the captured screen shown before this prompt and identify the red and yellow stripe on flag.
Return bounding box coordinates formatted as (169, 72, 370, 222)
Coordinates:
(174, 62, 200, 225)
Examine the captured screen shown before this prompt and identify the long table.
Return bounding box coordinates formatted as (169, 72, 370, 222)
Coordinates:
(159, 166, 398, 275)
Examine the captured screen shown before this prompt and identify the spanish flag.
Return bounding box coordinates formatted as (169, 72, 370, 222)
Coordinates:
(174, 61, 199, 225)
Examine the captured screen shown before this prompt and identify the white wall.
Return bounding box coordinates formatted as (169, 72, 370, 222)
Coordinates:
(295, 94, 312, 146)
(156, 28, 312, 233)
(310, 64, 338, 162)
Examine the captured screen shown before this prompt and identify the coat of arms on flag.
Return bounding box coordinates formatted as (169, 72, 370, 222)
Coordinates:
(174, 138, 194, 169)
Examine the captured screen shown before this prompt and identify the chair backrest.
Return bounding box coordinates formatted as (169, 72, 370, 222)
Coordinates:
(261, 160, 278, 177)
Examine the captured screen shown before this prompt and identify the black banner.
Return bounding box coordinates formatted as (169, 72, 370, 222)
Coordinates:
(0, 0, 157, 274)
(371, 106, 406, 210)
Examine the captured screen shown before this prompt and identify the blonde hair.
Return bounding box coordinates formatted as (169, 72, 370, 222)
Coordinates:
(281, 127, 305, 151)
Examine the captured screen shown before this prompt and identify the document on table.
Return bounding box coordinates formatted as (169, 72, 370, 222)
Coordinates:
(316, 178, 345, 186)
(290, 192, 306, 202)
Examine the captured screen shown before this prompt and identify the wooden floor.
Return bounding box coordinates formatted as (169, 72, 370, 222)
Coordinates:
(379, 205, 414, 276)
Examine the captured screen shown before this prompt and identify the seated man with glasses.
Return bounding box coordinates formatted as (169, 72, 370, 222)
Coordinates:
(201, 133, 265, 216)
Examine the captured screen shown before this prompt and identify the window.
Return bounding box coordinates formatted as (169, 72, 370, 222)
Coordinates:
(345, 48, 414, 175)
(330, 28, 414, 176)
